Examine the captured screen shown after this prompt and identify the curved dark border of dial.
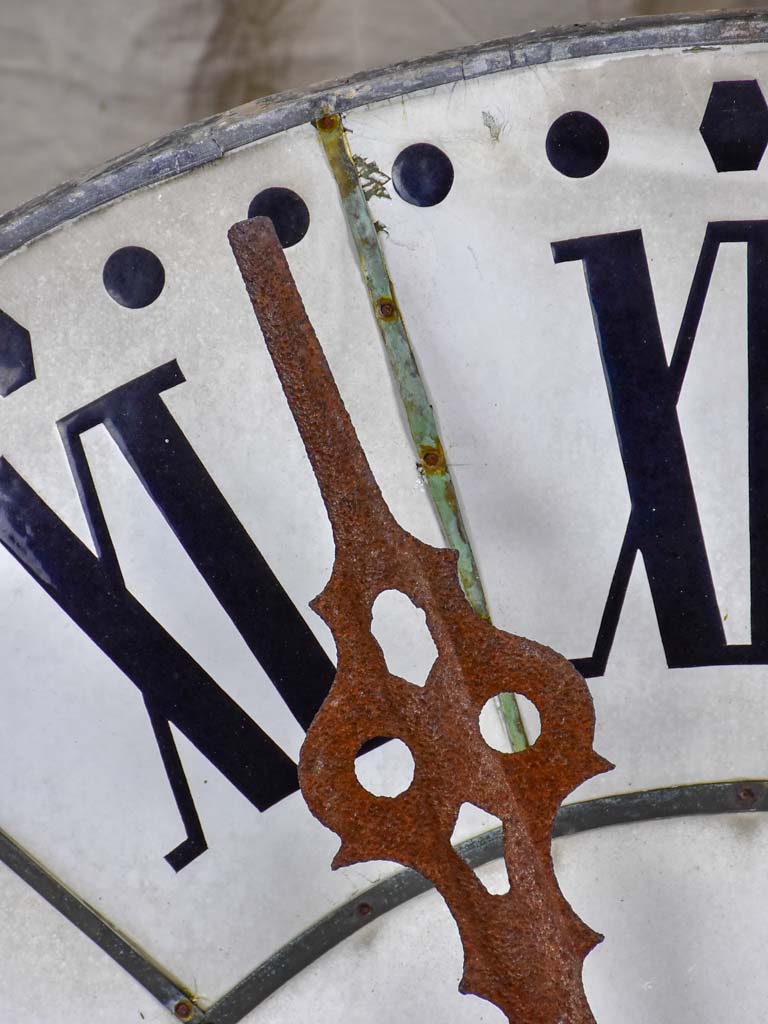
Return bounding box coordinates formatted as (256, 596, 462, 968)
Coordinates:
(201, 780, 768, 1023)
(8, 781, 761, 1023)
(1, 10, 768, 260)
(0, 824, 205, 1020)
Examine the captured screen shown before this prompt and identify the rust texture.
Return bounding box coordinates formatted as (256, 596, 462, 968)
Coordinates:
(229, 216, 613, 1024)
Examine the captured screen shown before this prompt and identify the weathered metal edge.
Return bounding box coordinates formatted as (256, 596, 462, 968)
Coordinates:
(0, 826, 204, 1021)
(202, 780, 768, 1024)
(4, 781, 764, 1022)
(314, 113, 529, 751)
(1, 10, 767, 260)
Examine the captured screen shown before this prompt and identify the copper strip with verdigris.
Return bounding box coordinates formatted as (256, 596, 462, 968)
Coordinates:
(315, 113, 528, 751)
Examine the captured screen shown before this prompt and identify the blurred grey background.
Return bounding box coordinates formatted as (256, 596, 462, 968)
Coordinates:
(0, 2, 764, 215)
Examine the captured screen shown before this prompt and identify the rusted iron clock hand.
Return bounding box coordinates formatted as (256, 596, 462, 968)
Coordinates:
(229, 216, 613, 1024)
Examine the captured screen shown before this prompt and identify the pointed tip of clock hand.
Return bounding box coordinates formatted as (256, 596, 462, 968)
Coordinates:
(228, 216, 390, 542)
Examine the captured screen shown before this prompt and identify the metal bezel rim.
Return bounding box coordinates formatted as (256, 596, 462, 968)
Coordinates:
(0, 10, 767, 258)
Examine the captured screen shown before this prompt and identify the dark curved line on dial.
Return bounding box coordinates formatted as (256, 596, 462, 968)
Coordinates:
(1, 11, 767, 257)
(201, 780, 768, 1023)
(0, 826, 205, 1021)
(2, 781, 765, 1023)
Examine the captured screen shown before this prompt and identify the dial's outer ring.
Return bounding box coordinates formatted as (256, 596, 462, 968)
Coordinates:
(1, 10, 767, 260)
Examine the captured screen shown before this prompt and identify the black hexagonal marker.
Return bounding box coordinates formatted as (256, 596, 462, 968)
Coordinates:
(0, 310, 34, 397)
(700, 80, 768, 172)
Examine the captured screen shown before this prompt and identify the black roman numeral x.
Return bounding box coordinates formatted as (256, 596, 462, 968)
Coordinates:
(553, 221, 768, 674)
(0, 361, 336, 868)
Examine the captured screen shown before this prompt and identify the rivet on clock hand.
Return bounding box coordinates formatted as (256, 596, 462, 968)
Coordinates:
(376, 298, 397, 320)
(316, 114, 340, 133)
(420, 446, 443, 471)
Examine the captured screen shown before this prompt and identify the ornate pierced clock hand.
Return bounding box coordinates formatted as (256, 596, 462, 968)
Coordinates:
(229, 215, 613, 1024)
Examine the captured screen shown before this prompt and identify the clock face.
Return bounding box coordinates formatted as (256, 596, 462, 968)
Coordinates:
(3, 13, 768, 1024)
